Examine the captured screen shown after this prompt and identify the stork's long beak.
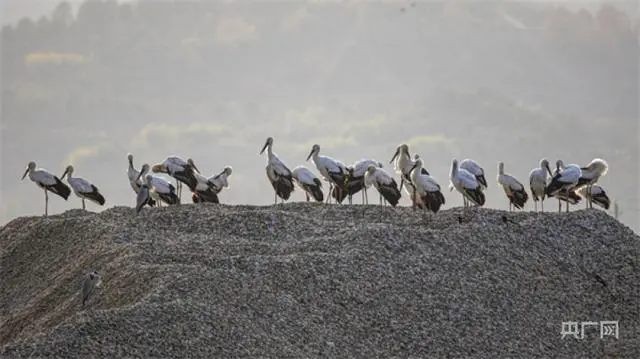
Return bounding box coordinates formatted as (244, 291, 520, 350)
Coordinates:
(389, 149, 399, 164)
(409, 162, 418, 174)
(216, 169, 226, 178)
(21, 168, 29, 180)
(60, 168, 68, 180)
(546, 164, 553, 177)
(136, 171, 143, 182)
(191, 163, 200, 174)
(305, 148, 314, 162)
(399, 177, 404, 192)
(259, 141, 268, 155)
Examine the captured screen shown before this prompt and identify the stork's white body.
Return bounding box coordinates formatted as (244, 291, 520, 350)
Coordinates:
(145, 174, 178, 205)
(450, 160, 485, 207)
(307, 144, 348, 204)
(408, 158, 445, 212)
(292, 166, 323, 202)
(529, 159, 551, 212)
(576, 158, 609, 209)
(292, 166, 321, 188)
(497, 162, 527, 211)
(62, 165, 106, 210)
(363, 166, 395, 205)
(22, 161, 71, 216)
(261, 137, 295, 204)
(208, 167, 232, 194)
(459, 158, 487, 188)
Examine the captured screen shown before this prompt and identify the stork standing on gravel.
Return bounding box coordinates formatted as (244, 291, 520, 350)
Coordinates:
(497, 162, 528, 211)
(151, 156, 199, 201)
(292, 166, 324, 202)
(576, 184, 611, 210)
(127, 153, 156, 207)
(450, 158, 487, 207)
(61, 165, 106, 210)
(21, 161, 71, 216)
(529, 159, 552, 212)
(545, 160, 582, 213)
(389, 144, 429, 206)
(459, 158, 488, 189)
(190, 165, 220, 204)
(450, 159, 485, 207)
(208, 166, 233, 194)
(137, 164, 180, 206)
(405, 158, 445, 212)
(575, 158, 609, 209)
(306, 144, 348, 204)
(335, 159, 383, 205)
(260, 137, 295, 204)
(363, 165, 401, 207)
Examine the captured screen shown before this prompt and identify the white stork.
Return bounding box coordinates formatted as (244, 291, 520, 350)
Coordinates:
(292, 166, 324, 202)
(576, 184, 611, 210)
(137, 164, 180, 206)
(151, 156, 199, 201)
(459, 158, 488, 189)
(60, 165, 106, 210)
(389, 144, 429, 206)
(192, 166, 234, 204)
(335, 159, 383, 205)
(306, 144, 348, 204)
(576, 158, 609, 209)
(363, 165, 402, 207)
(260, 137, 295, 204)
(208, 166, 233, 194)
(405, 158, 445, 212)
(497, 162, 528, 212)
(21, 161, 71, 216)
(450, 159, 485, 207)
(529, 159, 552, 212)
(127, 153, 156, 208)
(545, 160, 582, 213)
(190, 165, 220, 204)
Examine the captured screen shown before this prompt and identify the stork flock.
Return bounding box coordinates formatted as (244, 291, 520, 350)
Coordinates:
(20, 138, 611, 217)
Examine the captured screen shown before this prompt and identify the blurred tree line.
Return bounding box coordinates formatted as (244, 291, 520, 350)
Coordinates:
(1, 0, 637, 131)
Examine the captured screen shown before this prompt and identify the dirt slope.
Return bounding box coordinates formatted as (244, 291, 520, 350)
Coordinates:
(0, 204, 638, 358)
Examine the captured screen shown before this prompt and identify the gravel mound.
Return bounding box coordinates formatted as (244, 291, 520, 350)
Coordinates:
(0, 204, 638, 358)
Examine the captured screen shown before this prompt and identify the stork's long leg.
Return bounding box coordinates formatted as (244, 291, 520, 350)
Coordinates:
(565, 200, 569, 213)
(364, 187, 368, 205)
(306, 192, 310, 202)
(82, 199, 86, 210)
(44, 189, 49, 217)
(558, 199, 561, 213)
(541, 199, 544, 213)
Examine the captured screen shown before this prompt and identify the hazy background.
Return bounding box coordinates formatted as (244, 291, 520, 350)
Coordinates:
(1, 0, 638, 231)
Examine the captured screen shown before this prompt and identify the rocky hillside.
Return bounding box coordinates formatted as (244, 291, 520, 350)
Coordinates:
(0, 204, 638, 358)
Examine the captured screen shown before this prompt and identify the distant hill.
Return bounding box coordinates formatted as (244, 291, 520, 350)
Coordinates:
(1, 204, 638, 358)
